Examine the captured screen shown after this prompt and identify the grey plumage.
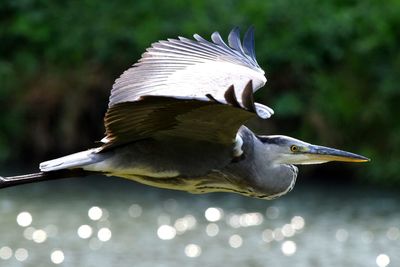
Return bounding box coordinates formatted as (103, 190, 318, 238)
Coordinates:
(0, 27, 369, 198)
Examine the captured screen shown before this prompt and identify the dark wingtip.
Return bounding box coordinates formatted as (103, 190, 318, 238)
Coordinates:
(241, 80, 256, 112)
(206, 93, 221, 103)
(243, 26, 258, 65)
(224, 85, 241, 108)
(192, 27, 261, 69)
(228, 27, 245, 54)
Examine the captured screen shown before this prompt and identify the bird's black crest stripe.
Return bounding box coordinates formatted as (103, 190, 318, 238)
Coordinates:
(257, 136, 288, 145)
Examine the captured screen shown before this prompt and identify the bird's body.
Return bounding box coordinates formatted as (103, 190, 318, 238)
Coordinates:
(39, 126, 297, 199)
(0, 27, 369, 198)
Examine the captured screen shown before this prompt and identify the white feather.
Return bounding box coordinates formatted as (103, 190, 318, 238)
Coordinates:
(108, 29, 268, 108)
(39, 148, 100, 171)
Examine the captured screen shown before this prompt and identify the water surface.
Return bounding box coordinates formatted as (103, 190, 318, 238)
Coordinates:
(0, 175, 398, 267)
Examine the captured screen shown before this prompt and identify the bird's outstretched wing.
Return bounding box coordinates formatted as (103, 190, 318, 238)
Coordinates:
(101, 81, 271, 151)
(109, 27, 267, 107)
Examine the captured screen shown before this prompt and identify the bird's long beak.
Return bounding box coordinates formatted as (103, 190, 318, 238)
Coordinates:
(307, 145, 370, 163)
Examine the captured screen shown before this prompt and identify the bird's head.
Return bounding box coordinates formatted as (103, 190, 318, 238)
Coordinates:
(257, 135, 370, 165)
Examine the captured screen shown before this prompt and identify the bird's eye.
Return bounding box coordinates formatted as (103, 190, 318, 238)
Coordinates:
(290, 145, 299, 152)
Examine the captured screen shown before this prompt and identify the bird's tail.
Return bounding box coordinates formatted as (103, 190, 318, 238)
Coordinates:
(39, 148, 101, 172)
(0, 169, 95, 189)
(1, 148, 105, 189)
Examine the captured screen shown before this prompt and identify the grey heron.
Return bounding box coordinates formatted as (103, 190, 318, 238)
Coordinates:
(0, 27, 369, 199)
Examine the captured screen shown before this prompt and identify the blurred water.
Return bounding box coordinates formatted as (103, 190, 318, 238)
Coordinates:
(0, 175, 399, 267)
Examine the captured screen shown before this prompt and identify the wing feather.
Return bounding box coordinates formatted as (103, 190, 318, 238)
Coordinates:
(102, 82, 272, 151)
(109, 27, 267, 107)
(243, 26, 258, 64)
(228, 27, 246, 56)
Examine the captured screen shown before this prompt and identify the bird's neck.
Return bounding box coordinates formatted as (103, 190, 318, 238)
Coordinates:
(221, 127, 297, 198)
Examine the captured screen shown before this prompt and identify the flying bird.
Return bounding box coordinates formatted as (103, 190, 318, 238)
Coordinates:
(0, 27, 369, 199)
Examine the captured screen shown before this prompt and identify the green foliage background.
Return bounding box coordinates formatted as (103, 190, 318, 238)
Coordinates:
(1, 0, 399, 184)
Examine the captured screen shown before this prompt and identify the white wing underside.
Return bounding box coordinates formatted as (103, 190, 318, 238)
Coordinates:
(109, 27, 271, 114)
(112, 61, 266, 104)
